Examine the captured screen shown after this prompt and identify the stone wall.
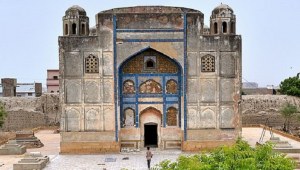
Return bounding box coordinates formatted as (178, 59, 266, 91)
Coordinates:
(0, 94, 59, 131)
(242, 95, 300, 127)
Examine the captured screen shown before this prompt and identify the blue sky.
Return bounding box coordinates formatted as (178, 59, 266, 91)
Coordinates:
(0, 0, 299, 87)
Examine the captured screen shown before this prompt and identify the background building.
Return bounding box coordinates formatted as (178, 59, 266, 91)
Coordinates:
(47, 69, 59, 93)
(0, 78, 42, 97)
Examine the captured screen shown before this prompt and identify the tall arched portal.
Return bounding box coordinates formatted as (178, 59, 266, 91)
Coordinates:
(119, 48, 182, 148)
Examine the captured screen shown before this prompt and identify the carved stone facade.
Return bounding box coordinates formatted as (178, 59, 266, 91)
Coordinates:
(59, 4, 242, 153)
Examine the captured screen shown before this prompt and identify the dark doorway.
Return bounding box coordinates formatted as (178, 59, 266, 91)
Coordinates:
(144, 124, 158, 147)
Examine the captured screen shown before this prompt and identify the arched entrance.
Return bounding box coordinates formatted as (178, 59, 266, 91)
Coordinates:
(118, 47, 182, 149)
(140, 107, 162, 147)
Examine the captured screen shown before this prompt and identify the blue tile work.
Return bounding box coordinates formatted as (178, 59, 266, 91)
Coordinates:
(122, 76, 135, 82)
(119, 53, 182, 130)
(113, 15, 118, 142)
(122, 98, 136, 103)
(183, 13, 187, 141)
(166, 97, 179, 102)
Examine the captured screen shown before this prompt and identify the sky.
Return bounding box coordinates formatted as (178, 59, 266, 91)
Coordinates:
(0, 0, 299, 87)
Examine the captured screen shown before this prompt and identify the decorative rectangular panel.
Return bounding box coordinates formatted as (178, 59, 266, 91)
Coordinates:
(65, 52, 83, 77)
(65, 79, 82, 103)
(220, 79, 234, 102)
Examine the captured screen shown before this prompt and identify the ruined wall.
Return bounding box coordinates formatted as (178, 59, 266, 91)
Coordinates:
(242, 95, 300, 127)
(0, 94, 59, 131)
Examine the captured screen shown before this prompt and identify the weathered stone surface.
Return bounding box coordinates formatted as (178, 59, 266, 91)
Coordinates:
(200, 79, 216, 102)
(64, 52, 83, 77)
(84, 107, 100, 131)
(220, 106, 235, 128)
(65, 79, 82, 103)
(84, 80, 100, 103)
(13, 152, 49, 170)
(220, 54, 235, 77)
(220, 79, 235, 102)
(200, 107, 216, 128)
(66, 108, 80, 131)
(0, 140, 26, 155)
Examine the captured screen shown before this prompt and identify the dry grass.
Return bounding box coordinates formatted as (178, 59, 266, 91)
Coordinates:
(0, 132, 16, 145)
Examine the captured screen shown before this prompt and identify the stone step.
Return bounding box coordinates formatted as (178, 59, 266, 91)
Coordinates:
(274, 144, 293, 148)
(269, 140, 290, 144)
(274, 148, 300, 153)
(286, 155, 300, 169)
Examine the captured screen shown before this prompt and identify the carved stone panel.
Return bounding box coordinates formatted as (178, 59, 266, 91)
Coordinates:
(200, 79, 216, 102)
(104, 106, 114, 131)
(103, 53, 113, 76)
(66, 108, 80, 131)
(65, 79, 82, 103)
(167, 107, 177, 126)
(199, 107, 216, 128)
(220, 106, 235, 128)
(187, 79, 198, 103)
(187, 106, 199, 129)
(221, 79, 234, 102)
(84, 80, 100, 103)
(124, 108, 135, 127)
(65, 52, 83, 77)
(220, 55, 235, 76)
(103, 79, 113, 103)
(85, 108, 100, 131)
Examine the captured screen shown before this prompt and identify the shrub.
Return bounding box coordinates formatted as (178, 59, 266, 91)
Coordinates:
(155, 138, 295, 170)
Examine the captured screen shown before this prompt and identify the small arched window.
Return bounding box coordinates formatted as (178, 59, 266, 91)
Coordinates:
(230, 22, 235, 33)
(65, 24, 68, 35)
(85, 54, 99, 73)
(214, 22, 218, 34)
(146, 59, 155, 69)
(72, 23, 77, 35)
(201, 55, 215, 72)
(167, 107, 178, 126)
(81, 23, 85, 35)
(222, 22, 227, 33)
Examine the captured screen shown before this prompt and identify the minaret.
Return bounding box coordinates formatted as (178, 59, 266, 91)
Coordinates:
(210, 3, 236, 35)
(62, 5, 89, 36)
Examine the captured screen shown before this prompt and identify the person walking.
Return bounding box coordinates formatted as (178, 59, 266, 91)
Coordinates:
(146, 146, 153, 169)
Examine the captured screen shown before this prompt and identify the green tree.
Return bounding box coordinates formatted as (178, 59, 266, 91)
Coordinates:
(0, 102, 7, 128)
(280, 103, 299, 132)
(155, 139, 295, 170)
(279, 74, 300, 97)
